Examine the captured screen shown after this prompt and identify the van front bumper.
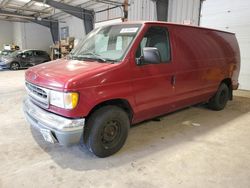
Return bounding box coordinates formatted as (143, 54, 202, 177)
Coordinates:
(23, 97, 85, 146)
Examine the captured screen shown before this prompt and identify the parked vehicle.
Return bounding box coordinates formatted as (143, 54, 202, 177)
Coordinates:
(0, 49, 50, 70)
(0, 49, 14, 58)
(23, 22, 240, 157)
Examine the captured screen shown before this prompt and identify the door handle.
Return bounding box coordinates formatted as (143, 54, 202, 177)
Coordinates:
(171, 75, 176, 86)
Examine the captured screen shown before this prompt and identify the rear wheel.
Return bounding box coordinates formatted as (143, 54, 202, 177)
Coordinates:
(208, 83, 229, 111)
(10, 62, 20, 70)
(83, 105, 130, 158)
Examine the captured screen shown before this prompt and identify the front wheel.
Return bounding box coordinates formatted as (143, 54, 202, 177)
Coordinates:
(83, 105, 130, 158)
(10, 62, 20, 70)
(208, 83, 230, 111)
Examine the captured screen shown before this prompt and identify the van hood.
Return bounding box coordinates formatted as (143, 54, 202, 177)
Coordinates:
(25, 59, 115, 90)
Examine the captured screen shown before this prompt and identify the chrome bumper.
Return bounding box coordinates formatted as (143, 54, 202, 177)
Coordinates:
(23, 97, 85, 146)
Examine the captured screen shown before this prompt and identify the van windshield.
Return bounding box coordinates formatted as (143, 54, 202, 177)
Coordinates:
(70, 24, 141, 62)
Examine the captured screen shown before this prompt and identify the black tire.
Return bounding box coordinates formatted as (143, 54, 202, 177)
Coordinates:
(10, 62, 20, 70)
(83, 105, 130, 158)
(208, 83, 230, 111)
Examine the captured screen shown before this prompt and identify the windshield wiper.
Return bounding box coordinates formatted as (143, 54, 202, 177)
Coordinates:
(70, 52, 118, 63)
(103, 58, 119, 63)
(77, 52, 107, 62)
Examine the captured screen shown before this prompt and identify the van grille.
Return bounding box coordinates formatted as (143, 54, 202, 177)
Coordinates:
(25, 82, 49, 108)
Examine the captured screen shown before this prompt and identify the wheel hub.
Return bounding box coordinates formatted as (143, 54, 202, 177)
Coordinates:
(11, 63, 19, 70)
(101, 120, 120, 145)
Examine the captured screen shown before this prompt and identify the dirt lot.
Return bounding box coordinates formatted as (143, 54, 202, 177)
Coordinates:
(0, 70, 250, 188)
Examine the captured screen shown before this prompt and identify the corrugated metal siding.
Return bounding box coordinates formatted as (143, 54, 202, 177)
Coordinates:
(95, 0, 200, 24)
(95, 6, 123, 22)
(128, 0, 157, 21)
(168, 0, 200, 25)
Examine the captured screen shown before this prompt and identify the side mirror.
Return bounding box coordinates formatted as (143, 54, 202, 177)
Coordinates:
(141, 47, 161, 64)
(22, 54, 26, 58)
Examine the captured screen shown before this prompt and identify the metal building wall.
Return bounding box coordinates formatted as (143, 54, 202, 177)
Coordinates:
(95, 0, 201, 25)
(95, 6, 124, 22)
(168, 0, 201, 25)
(95, 0, 158, 22)
(128, 0, 157, 21)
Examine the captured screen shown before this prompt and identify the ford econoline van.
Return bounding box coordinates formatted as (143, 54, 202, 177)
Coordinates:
(23, 21, 240, 157)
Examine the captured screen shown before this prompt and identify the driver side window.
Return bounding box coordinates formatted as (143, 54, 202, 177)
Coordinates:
(136, 26, 171, 63)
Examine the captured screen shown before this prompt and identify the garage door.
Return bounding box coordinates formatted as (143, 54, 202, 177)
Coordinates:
(200, 0, 250, 90)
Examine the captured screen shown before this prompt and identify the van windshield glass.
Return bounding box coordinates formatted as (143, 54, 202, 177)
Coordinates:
(70, 24, 141, 62)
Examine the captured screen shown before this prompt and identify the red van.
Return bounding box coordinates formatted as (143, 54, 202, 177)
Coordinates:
(23, 21, 240, 157)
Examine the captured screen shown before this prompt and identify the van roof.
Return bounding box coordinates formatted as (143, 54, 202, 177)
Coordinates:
(114, 21, 235, 35)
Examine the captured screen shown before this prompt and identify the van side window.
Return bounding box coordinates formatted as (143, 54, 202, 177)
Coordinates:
(136, 26, 170, 63)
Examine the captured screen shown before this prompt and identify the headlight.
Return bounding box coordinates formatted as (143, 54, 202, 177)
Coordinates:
(50, 90, 79, 109)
